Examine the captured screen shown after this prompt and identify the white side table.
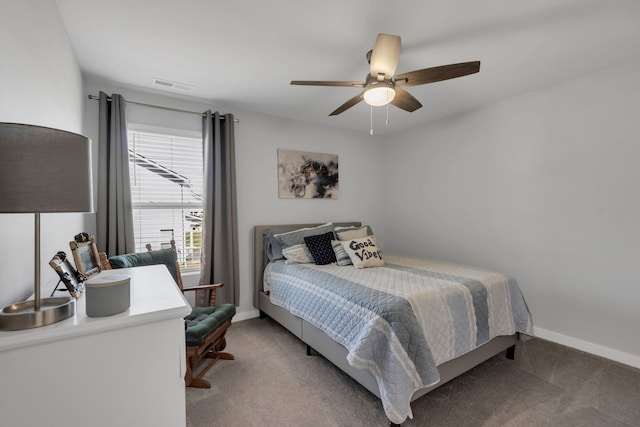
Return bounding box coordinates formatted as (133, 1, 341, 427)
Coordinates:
(0, 265, 192, 427)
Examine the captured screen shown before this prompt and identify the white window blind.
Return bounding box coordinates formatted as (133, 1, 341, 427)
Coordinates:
(127, 130, 203, 271)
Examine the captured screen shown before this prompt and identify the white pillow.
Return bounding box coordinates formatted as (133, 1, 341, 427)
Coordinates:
(282, 244, 314, 264)
(341, 236, 384, 268)
(335, 225, 371, 241)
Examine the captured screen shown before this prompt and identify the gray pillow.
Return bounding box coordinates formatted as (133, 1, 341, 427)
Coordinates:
(275, 223, 335, 249)
(265, 227, 292, 261)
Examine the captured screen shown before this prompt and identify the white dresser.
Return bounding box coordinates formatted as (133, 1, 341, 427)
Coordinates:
(0, 265, 192, 427)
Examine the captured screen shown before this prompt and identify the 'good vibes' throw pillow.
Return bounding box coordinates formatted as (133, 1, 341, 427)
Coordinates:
(342, 236, 384, 268)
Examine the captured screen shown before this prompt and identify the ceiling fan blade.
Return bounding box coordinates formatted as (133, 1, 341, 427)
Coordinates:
(369, 34, 401, 79)
(291, 80, 365, 87)
(395, 61, 480, 87)
(390, 88, 422, 112)
(329, 92, 364, 116)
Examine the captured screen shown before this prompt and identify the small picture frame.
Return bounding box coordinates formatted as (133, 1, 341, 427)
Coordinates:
(70, 233, 101, 278)
(49, 251, 84, 299)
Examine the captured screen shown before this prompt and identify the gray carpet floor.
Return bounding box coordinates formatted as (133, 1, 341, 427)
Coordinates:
(186, 318, 640, 427)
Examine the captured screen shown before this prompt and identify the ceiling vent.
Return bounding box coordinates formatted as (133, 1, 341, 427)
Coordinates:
(152, 78, 194, 91)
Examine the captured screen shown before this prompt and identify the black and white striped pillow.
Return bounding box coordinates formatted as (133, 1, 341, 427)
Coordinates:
(331, 240, 352, 266)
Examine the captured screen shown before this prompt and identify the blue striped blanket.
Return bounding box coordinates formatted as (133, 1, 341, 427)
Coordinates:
(265, 253, 533, 424)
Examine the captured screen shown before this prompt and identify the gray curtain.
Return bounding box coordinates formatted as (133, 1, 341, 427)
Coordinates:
(97, 91, 135, 256)
(199, 111, 239, 305)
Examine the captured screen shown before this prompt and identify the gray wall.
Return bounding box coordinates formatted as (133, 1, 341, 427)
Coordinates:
(83, 77, 385, 320)
(380, 60, 640, 367)
(0, 1, 87, 306)
(3, 0, 638, 369)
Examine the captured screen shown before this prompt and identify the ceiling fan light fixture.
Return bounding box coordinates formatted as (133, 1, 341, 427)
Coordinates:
(363, 83, 396, 106)
(291, 33, 481, 117)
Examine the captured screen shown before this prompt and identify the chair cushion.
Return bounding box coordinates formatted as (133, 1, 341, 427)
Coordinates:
(109, 249, 180, 284)
(184, 304, 236, 347)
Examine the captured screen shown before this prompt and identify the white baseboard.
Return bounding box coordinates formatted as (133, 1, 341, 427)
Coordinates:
(233, 308, 260, 323)
(533, 327, 640, 370)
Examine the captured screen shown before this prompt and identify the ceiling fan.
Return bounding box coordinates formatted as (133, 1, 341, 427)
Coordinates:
(291, 33, 480, 116)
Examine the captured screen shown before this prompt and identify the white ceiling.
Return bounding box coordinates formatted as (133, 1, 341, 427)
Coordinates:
(55, 0, 640, 135)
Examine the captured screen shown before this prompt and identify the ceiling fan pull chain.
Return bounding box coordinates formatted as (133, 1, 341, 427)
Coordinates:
(386, 102, 390, 126)
(370, 105, 374, 135)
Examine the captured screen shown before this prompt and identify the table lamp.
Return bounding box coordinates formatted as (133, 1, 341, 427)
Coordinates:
(0, 122, 92, 330)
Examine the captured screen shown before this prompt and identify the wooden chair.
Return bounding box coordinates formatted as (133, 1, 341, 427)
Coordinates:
(99, 249, 235, 388)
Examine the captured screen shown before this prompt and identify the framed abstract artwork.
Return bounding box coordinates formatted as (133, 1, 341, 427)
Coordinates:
(277, 149, 339, 199)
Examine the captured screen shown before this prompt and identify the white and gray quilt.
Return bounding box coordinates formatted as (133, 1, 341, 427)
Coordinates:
(265, 253, 533, 424)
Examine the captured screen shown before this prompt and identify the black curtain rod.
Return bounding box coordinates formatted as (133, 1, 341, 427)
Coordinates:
(87, 94, 239, 122)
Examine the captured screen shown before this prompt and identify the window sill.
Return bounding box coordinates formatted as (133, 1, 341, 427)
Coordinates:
(181, 270, 201, 277)
(180, 269, 201, 289)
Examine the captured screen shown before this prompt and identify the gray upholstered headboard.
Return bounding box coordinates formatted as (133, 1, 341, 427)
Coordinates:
(253, 222, 361, 308)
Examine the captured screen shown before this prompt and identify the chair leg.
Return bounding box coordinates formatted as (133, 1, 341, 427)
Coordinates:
(214, 337, 227, 352)
(204, 351, 235, 361)
(188, 378, 212, 389)
(185, 352, 214, 389)
(187, 351, 235, 388)
(185, 325, 234, 388)
(184, 362, 200, 388)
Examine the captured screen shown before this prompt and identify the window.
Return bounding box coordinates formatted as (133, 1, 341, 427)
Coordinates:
(127, 129, 203, 271)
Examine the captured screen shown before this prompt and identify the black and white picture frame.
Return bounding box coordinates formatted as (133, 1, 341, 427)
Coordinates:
(277, 149, 339, 199)
(49, 251, 84, 298)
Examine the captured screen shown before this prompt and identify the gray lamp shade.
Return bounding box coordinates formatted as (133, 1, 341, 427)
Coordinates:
(0, 123, 92, 213)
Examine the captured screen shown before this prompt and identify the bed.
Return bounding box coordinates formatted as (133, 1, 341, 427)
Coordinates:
(253, 222, 533, 425)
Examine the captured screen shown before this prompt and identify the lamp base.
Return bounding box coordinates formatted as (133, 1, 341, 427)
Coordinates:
(0, 297, 75, 331)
